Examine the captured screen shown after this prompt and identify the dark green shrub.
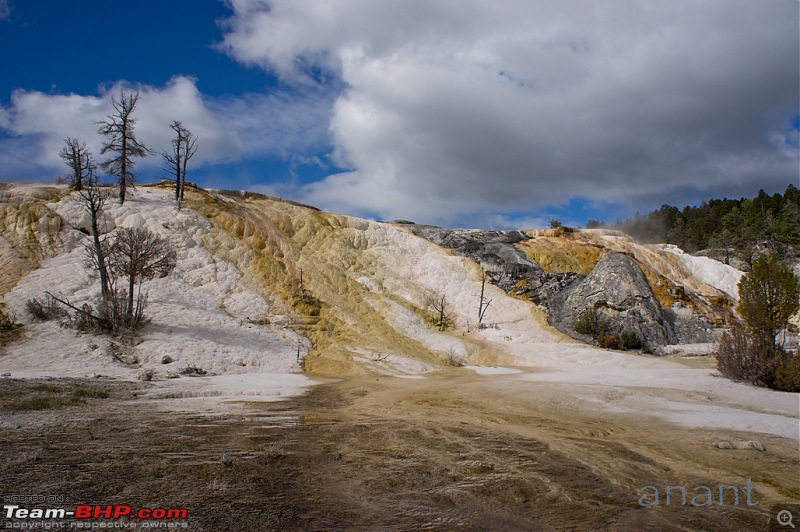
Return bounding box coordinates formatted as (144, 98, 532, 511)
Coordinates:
(773, 350, 800, 392)
(621, 331, 643, 350)
(574, 308, 608, 338)
(738, 254, 799, 342)
(716, 255, 800, 392)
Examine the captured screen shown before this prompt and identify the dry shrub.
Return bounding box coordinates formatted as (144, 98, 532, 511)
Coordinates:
(598, 333, 624, 350)
(25, 295, 67, 321)
(0, 307, 22, 347)
(443, 347, 465, 367)
(715, 324, 768, 383)
(715, 323, 800, 392)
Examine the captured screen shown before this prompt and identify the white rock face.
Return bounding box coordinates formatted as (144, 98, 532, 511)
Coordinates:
(660, 244, 744, 302)
(3, 188, 306, 384)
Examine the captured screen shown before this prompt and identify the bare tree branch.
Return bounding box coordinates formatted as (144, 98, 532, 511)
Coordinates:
(58, 137, 94, 191)
(162, 121, 198, 207)
(108, 227, 177, 325)
(96, 90, 152, 204)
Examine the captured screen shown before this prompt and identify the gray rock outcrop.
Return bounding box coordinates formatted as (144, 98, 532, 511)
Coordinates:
(401, 222, 711, 349)
(546, 252, 677, 346)
(400, 224, 544, 292)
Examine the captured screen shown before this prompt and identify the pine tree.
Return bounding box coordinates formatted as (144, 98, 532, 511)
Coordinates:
(737, 254, 800, 349)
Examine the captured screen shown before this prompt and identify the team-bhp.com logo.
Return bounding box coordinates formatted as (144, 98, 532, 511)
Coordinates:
(4, 504, 188, 528)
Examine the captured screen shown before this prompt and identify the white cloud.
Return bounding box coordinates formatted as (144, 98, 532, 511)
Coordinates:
(0, 76, 333, 181)
(0, 0, 10, 21)
(221, 0, 799, 226)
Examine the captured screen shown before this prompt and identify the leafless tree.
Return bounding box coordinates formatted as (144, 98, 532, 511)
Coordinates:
(430, 294, 452, 331)
(77, 171, 113, 309)
(162, 121, 198, 207)
(477, 273, 492, 328)
(97, 90, 151, 204)
(58, 137, 93, 191)
(108, 227, 177, 326)
(52, 223, 176, 332)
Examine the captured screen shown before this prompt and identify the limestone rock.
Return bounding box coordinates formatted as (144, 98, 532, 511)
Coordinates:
(547, 252, 677, 346)
(402, 224, 543, 291)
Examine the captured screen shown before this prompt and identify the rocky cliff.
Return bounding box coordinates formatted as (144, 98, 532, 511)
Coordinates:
(403, 224, 727, 349)
(546, 252, 677, 345)
(398, 224, 542, 291)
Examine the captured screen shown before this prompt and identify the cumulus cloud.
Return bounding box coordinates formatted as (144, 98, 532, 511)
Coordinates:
(0, 76, 333, 181)
(221, 0, 799, 226)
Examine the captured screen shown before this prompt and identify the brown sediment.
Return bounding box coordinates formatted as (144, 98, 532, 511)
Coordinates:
(1, 374, 795, 530)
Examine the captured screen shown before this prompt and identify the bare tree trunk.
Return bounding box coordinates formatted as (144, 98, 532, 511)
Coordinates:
(431, 295, 449, 330)
(162, 121, 197, 208)
(477, 273, 492, 328)
(108, 227, 177, 329)
(59, 137, 93, 191)
(97, 91, 150, 205)
(79, 175, 112, 317)
(45, 291, 111, 329)
(127, 272, 136, 325)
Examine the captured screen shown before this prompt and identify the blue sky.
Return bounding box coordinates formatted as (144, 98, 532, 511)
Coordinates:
(0, 0, 797, 229)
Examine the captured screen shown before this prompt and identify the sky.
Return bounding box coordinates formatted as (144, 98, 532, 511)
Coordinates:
(0, 0, 797, 229)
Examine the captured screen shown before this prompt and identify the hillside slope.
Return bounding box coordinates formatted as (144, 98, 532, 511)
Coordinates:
(0, 183, 562, 380)
(0, 183, 797, 442)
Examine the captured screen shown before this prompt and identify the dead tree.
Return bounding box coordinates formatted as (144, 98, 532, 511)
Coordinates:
(162, 121, 198, 207)
(299, 267, 305, 299)
(108, 227, 177, 327)
(97, 90, 151, 204)
(477, 272, 492, 328)
(58, 137, 93, 191)
(77, 170, 113, 311)
(430, 295, 451, 331)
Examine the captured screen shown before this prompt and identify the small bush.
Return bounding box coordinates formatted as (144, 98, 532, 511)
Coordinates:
(32, 383, 63, 393)
(15, 396, 84, 410)
(67, 303, 100, 332)
(715, 323, 800, 391)
(0, 308, 22, 346)
(715, 324, 774, 385)
(443, 347, 465, 367)
(598, 333, 624, 350)
(25, 295, 67, 321)
(772, 350, 800, 392)
(574, 308, 608, 338)
(0, 308, 15, 329)
(621, 331, 643, 350)
(72, 387, 109, 399)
